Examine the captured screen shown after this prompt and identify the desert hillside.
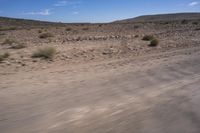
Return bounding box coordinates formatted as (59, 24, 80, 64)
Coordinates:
(115, 13, 200, 23)
(0, 13, 200, 72)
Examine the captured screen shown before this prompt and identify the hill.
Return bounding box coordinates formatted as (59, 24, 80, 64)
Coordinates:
(0, 17, 91, 29)
(114, 13, 200, 23)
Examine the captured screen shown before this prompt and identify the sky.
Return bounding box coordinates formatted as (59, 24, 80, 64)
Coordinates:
(0, 0, 199, 23)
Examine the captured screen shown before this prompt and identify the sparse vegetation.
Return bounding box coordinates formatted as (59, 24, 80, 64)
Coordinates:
(134, 25, 139, 29)
(0, 52, 10, 62)
(38, 30, 42, 33)
(142, 35, 155, 41)
(66, 28, 72, 31)
(0, 33, 6, 36)
(82, 28, 89, 31)
(1, 39, 26, 49)
(135, 35, 139, 38)
(195, 28, 200, 31)
(192, 22, 198, 25)
(39, 32, 54, 39)
(32, 47, 56, 59)
(181, 19, 188, 24)
(2, 39, 16, 45)
(0, 26, 17, 31)
(161, 22, 169, 25)
(149, 39, 159, 47)
(26, 28, 31, 31)
(142, 35, 159, 47)
(10, 43, 26, 49)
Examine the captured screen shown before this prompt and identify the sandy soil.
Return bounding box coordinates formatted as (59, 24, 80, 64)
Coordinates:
(1, 46, 200, 133)
(1, 19, 200, 133)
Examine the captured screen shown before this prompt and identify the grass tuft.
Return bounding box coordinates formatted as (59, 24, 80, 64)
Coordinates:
(192, 22, 198, 25)
(82, 28, 89, 31)
(142, 35, 155, 41)
(10, 43, 26, 49)
(38, 30, 42, 33)
(149, 39, 159, 47)
(0, 52, 10, 62)
(32, 47, 56, 59)
(181, 20, 188, 24)
(2, 39, 26, 49)
(2, 39, 16, 45)
(0, 26, 17, 31)
(66, 28, 72, 31)
(39, 33, 54, 39)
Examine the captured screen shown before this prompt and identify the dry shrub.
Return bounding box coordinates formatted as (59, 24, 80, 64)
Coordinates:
(82, 28, 89, 31)
(181, 20, 188, 24)
(192, 22, 198, 25)
(10, 43, 26, 49)
(0, 26, 17, 31)
(32, 47, 56, 59)
(66, 28, 72, 31)
(0, 52, 10, 62)
(38, 30, 42, 33)
(142, 35, 155, 41)
(39, 33, 54, 39)
(2, 39, 26, 49)
(149, 39, 159, 47)
(2, 39, 16, 45)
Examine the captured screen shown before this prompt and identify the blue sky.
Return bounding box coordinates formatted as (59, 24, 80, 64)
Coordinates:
(0, 0, 199, 23)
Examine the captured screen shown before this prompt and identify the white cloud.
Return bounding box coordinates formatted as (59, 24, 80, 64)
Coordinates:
(188, 1, 199, 6)
(23, 9, 52, 16)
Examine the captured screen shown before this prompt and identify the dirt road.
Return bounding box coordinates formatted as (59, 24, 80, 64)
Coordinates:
(1, 47, 200, 133)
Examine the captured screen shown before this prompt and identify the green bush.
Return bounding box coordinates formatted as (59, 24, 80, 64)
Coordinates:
(32, 47, 56, 59)
(149, 39, 159, 47)
(0, 52, 10, 62)
(39, 33, 54, 39)
(142, 35, 155, 41)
